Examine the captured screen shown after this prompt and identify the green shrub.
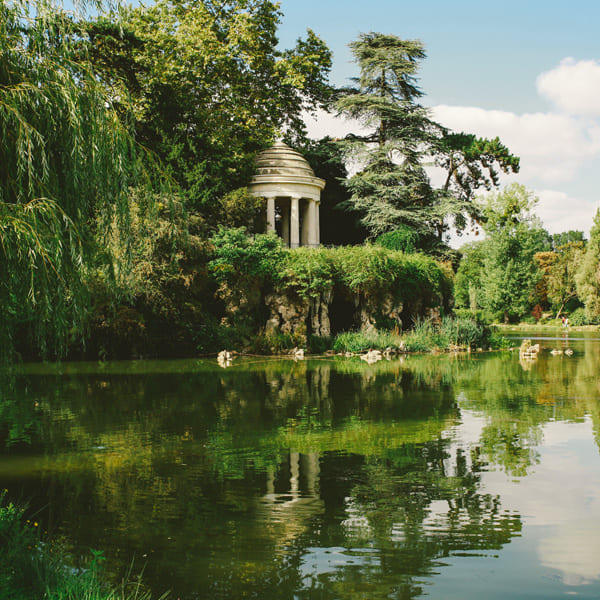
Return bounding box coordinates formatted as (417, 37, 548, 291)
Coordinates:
(403, 318, 448, 352)
(402, 316, 501, 352)
(374, 227, 419, 253)
(569, 307, 597, 326)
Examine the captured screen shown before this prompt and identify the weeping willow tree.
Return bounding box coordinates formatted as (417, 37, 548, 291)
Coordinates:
(0, 0, 148, 360)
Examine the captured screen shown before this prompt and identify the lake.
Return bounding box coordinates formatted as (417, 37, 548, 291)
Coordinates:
(1, 331, 600, 599)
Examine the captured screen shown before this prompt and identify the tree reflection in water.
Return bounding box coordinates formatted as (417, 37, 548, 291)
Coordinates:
(0, 342, 599, 599)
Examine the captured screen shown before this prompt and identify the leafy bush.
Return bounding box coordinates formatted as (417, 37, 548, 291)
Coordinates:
(568, 307, 599, 326)
(403, 318, 448, 352)
(209, 227, 284, 285)
(375, 227, 419, 253)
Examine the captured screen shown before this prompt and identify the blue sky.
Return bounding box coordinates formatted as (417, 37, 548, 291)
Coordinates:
(276, 0, 600, 241)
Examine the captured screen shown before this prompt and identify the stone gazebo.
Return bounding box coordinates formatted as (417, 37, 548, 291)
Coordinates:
(249, 141, 325, 248)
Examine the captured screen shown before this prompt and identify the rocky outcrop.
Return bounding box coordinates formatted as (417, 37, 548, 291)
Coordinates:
(264, 293, 309, 339)
(310, 292, 332, 338)
(216, 280, 262, 328)
(264, 289, 407, 340)
(356, 293, 403, 333)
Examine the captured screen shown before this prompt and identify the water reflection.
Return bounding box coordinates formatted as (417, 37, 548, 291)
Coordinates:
(0, 339, 600, 598)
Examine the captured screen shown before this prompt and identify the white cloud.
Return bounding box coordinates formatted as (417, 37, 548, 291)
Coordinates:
(430, 105, 600, 184)
(535, 190, 599, 235)
(537, 58, 600, 117)
(302, 109, 368, 140)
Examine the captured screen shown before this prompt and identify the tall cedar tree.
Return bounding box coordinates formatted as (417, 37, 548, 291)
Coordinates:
(336, 33, 519, 243)
(335, 33, 441, 239)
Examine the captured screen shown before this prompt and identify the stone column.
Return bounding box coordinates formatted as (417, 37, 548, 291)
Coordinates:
(281, 200, 290, 247)
(290, 196, 300, 249)
(315, 200, 320, 246)
(266, 197, 276, 233)
(307, 200, 319, 247)
(301, 200, 309, 246)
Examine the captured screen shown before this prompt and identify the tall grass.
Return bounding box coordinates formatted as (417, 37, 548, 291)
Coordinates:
(332, 329, 406, 353)
(0, 494, 167, 600)
(332, 316, 505, 354)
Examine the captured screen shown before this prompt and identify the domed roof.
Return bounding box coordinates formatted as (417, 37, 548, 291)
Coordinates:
(253, 141, 319, 180)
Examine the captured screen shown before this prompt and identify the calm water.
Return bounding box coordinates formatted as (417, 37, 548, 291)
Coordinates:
(1, 332, 600, 599)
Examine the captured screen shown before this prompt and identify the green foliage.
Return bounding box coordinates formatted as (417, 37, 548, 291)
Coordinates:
(331, 316, 497, 353)
(402, 319, 447, 352)
(374, 226, 461, 266)
(0, 494, 162, 600)
(252, 331, 306, 354)
(375, 226, 420, 253)
(456, 185, 551, 323)
(435, 132, 520, 236)
(333, 245, 452, 305)
(336, 33, 440, 238)
(402, 316, 501, 352)
(276, 244, 451, 307)
(299, 137, 367, 245)
(212, 188, 265, 233)
(335, 32, 520, 245)
(332, 330, 406, 353)
(552, 230, 585, 249)
(206, 229, 452, 351)
(208, 228, 284, 338)
(81, 189, 215, 359)
(280, 247, 337, 299)
(535, 241, 584, 318)
(209, 227, 284, 285)
(84, 0, 332, 213)
(439, 315, 491, 348)
(568, 307, 598, 326)
(576, 209, 600, 320)
(454, 241, 486, 311)
(0, 0, 156, 361)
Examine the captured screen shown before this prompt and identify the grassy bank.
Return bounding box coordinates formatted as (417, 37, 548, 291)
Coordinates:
(0, 495, 166, 600)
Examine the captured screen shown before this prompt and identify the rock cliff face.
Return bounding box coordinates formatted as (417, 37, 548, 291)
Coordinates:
(264, 288, 408, 343)
(264, 292, 309, 338)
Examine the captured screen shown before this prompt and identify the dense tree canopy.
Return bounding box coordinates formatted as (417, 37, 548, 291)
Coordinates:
(0, 0, 148, 359)
(576, 210, 600, 321)
(83, 0, 333, 213)
(535, 241, 585, 318)
(455, 184, 552, 322)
